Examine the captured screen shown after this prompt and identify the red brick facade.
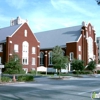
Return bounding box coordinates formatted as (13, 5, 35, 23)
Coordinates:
(39, 22, 98, 71)
(1, 23, 40, 72)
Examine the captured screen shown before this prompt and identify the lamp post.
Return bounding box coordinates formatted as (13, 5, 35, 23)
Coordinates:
(45, 51, 47, 75)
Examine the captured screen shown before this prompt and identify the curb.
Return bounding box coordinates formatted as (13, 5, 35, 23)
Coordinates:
(0, 82, 26, 85)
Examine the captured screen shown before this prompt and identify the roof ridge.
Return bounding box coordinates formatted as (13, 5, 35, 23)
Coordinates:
(35, 25, 82, 33)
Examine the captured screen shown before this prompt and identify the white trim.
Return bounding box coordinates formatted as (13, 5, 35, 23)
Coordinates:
(10, 23, 23, 37)
(38, 56, 40, 58)
(9, 53, 12, 56)
(77, 34, 82, 42)
(9, 41, 12, 43)
(38, 45, 40, 47)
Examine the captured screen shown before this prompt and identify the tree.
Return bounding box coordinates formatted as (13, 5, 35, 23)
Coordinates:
(71, 59, 84, 75)
(86, 60, 96, 73)
(52, 46, 69, 76)
(4, 52, 25, 81)
(96, 0, 100, 5)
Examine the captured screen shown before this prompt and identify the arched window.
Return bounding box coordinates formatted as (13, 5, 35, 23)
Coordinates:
(88, 37, 93, 61)
(70, 52, 74, 60)
(22, 41, 29, 65)
(48, 51, 52, 65)
(40, 52, 44, 65)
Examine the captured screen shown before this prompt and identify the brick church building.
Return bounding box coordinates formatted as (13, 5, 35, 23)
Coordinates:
(35, 22, 98, 72)
(0, 16, 98, 73)
(0, 17, 40, 73)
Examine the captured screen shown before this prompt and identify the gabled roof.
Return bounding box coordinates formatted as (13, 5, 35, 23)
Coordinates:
(0, 24, 22, 43)
(35, 25, 82, 49)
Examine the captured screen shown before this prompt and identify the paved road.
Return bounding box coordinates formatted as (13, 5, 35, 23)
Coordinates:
(0, 76, 100, 100)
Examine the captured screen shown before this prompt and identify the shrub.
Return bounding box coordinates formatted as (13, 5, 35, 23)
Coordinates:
(20, 69, 26, 74)
(97, 70, 100, 74)
(17, 75, 34, 82)
(73, 71, 91, 74)
(1, 76, 12, 82)
(29, 70, 36, 75)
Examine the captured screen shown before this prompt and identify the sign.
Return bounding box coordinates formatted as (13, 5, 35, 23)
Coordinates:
(0, 65, 4, 68)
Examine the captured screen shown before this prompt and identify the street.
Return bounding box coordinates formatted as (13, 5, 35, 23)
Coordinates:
(0, 76, 100, 100)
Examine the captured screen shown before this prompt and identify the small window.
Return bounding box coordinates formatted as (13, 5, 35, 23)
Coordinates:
(78, 54, 81, 60)
(0, 45, 3, 52)
(78, 46, 81, 51)
(70, 52, 74, 60)
(48, 51, 53, 65)
(14, 44, 18, 52)
(32, 58, 35, 65)
(32, 47, 36, 54)
(24, 30, 27, 37)
(22, 57, 28, 65)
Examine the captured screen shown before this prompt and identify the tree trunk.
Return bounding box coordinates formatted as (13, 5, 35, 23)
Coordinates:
(58, 69, 61, 78)
(12, 75, 16, 82)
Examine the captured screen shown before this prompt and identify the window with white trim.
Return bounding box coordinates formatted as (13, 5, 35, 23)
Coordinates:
(22, 41, 29, 65)
(24, 29, 27, 37)
(22, 58, 28, 65)
(78, 54, 81, 60)
(40, 52, 44, 65)
(32, 47, 36, 54)
(48, 51, 53, 65)
(0, 45, 3, 52)
(70, 52, 74, 60)
(88, 37, 93, 61)
(32, 58, 35, 65)
(14, 44, 18, 52)
(78, 46, 81, 51)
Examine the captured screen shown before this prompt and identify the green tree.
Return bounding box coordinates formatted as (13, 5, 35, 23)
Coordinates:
(4, 52, 24, 74)
(52, 46, 69, 77)
(96, 0, 100, 5)
(86, 60, 96, 73)
(71, 59, 84, 75)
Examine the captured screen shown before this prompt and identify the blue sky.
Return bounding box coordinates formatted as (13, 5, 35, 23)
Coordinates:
(0, 0, 100, 36)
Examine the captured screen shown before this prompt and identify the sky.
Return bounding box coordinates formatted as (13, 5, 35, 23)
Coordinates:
(0, 0, 100, 36)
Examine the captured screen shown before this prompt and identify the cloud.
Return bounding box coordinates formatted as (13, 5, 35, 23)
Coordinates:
(5, 0, 28, 9)
(51, 0, 94, 17)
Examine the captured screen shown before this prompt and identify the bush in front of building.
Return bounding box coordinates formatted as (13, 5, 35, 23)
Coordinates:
(1, 76, 12, 82)
(71, 59, 84, 76)
(17, 75, 34, 82)
(86, 60, 96, 73)
(97, 70, 100, 74)
(73, 70, 91, 74)
(29, 70, 36, 75)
